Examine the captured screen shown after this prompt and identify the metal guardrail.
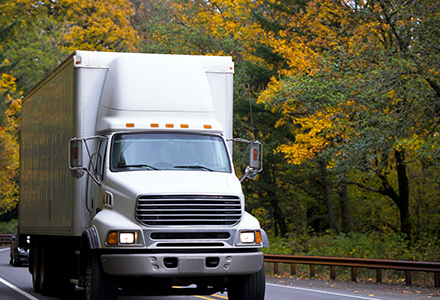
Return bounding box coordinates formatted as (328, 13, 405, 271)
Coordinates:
(0, 234, 14, 246)
(264, 254, 440, 287)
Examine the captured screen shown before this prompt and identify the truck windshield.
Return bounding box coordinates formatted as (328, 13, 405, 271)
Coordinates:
(111, 132, 232, 173)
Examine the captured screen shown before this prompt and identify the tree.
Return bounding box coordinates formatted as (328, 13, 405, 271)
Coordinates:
(1, 0, 138, 92)
(257, 0, 440, 238)
(0, 74, 20, 221)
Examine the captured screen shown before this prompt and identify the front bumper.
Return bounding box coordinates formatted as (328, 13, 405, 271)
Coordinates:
(101, 251, 263, 277)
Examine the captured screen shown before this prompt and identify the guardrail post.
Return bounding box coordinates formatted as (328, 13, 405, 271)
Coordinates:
(405, 270, 411, 286)
(291, 264, 296, 275)
(330, 266, 336, 280)
(435, 272, 440, 288)
(351, 267, 357, 282)
(310, 264, 315, 277)
(274, 262, 279, 274)
(376, 268, 382, 283)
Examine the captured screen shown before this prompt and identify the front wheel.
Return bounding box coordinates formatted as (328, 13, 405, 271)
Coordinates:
(227, 265, 265, 300)
(84, 251, 118, 300)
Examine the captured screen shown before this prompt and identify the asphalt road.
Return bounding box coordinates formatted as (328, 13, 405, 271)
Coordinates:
(0, 246, 439, 299)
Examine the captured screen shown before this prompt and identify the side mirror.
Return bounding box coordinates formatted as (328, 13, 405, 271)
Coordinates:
(229, 138, 263, 182)
(249, 141, 262, 170)
(68, 138, 85, 178)
(69, 138, 83, 168)
(240, 140, 263, 182)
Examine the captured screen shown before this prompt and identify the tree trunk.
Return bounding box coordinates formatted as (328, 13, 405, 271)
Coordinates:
(268, 190, 288, 237)
(260, 167, 289, 237)
(395, 149, 411, 237)
(319, 159, 339, 233)
(365, 151, 411, 238)
(338, 182, 351, 233)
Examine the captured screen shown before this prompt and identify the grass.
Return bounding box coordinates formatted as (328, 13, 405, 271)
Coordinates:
(0, 219, 18, 234)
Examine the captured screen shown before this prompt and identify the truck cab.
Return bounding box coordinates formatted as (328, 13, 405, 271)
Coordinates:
(80, 129, 266, 298)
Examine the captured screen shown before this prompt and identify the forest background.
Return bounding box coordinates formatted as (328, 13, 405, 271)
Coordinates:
(0, 0, 439, 270)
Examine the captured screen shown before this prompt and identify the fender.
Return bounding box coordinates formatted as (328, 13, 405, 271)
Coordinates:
(260, 229, 270, 248)
(78, 226, 100, 287)
(82, 226, 100, 249)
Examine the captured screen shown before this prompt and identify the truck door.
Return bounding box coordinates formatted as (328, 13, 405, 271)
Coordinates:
(86, 139, 107, 217)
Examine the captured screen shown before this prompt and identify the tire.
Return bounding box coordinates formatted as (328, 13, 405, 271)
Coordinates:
(84, 251, 118, 300)
(39, 244, 75, 296)
(13, 256, 20, 267)
(31, 243, 42, 293)
(227, 265, 266, 300)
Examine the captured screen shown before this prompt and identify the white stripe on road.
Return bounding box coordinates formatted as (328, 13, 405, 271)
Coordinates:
(267, 283, 381, 299)
(0, 277, 40, 300)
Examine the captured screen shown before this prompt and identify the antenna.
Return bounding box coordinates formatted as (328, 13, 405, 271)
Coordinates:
(247, 84, 256, 140)
(227, 84, 263, 181)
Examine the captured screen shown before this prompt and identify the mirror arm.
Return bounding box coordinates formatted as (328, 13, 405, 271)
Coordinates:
(228, 138, 263, 181)
(68, 136, 107, 185)
(68, 166, 103, 185)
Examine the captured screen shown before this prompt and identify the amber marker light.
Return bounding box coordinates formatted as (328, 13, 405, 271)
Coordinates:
(151, 123, 159, 128)
(204, 125, 212, 129)
(166, 124, 174, 128)
(256, 231, 262, 244)
(126, 123, 135, 128)
(107, 232, 118, 245)
(180, 124, 189, 128)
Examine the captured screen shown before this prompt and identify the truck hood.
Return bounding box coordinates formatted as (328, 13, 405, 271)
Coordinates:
(104, 170, 243, 198)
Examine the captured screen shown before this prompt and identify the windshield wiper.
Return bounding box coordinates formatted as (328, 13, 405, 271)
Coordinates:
(173, 165, 213, 171)
(118, 164, 158, 170)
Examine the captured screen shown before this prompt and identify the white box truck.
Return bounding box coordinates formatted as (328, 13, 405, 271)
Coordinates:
(18, 51, 268, 299)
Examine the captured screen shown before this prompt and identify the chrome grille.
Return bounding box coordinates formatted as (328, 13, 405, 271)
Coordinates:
(136, 195, 242, 226)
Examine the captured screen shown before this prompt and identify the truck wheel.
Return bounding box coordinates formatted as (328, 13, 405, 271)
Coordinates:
(227, 265, 265, 300)
(13, 257, 20, 267)
(39, 245, 75, 295)
(31, 244, 42, 293)
(84, 251, 118, 300)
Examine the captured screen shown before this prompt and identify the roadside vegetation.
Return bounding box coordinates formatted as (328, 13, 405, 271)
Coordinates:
(0, 219, 17, 234)
(0, 0, 439, 286)
(264, 232, 440, 262)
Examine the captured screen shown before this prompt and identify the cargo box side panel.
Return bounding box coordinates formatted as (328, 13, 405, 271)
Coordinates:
(206, 72, 233, 154)
(19, 61, 76, 236)
(71, 66, 108, 236)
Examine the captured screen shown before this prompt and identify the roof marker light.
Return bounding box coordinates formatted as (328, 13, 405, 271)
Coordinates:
(181, 124, 189, 128)
(166, 124, 174, 128)
(204, 125, 212, 129)
(126, 123, 135, 128)
(151, 123, 159, 128)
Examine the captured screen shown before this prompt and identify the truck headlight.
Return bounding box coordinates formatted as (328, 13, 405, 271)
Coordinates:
(239, 230, 262, 244)
(119, 232, 135, 244)
(106, 231, 140, 246)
